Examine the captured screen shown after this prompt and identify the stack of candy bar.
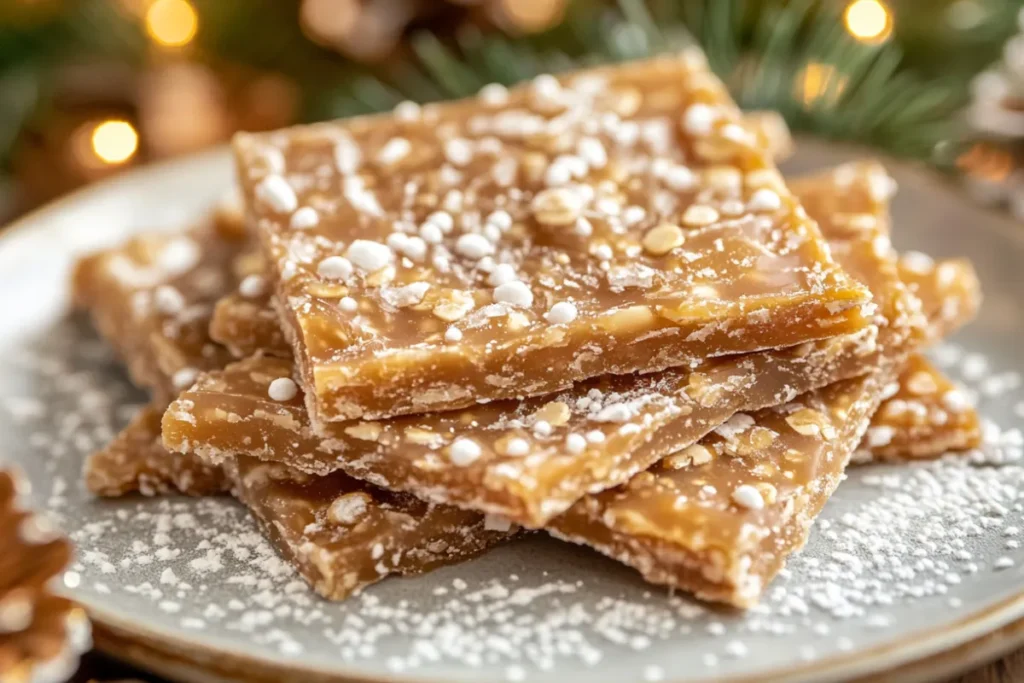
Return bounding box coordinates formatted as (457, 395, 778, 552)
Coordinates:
(74, 53, 983, 608)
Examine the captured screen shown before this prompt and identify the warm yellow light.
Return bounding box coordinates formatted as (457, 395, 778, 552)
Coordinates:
(844, 0, 893, 44)
(145, 0, 198, 48)
(90, 120, 139, 164)
(796, 63, 848, 108)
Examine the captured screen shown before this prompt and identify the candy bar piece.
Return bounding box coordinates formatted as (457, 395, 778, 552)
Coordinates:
(211, 289, 288, 359)
(0, 469, 91, 683)
(222, 456, 510, 600)
(164, 164, 915, 527)
(84, 405, 227, 497)
(898, 252, 981, 341)
(859, 354, 981, 460)
(72, 216, 245, 404)
(549, 365, 897, 607)
(83, 408, 509, 598)
(542, 244, 984, 606)
(208, 245, 289, 359)
(72, 206, 253, 497)
(234, 53, 872, 423)
(212, 107, 798, 362)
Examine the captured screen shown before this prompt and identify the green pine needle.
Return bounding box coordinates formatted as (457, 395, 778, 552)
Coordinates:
(342, 0, 968, 165)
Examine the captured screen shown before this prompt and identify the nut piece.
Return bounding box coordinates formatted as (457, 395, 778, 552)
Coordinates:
(327, 492, 372, 525)
(531, 401, 571, 427)
(642, 223, 685, 255)
(404, 427, 442, 447)
(531, 187, 584, 226)
(905, 371, 939, 396)
(682, 205, 720, 227)
(432, 290, 476, 322)
(344, 422, 383, 442)
(668, 443, 713, 468)
(686, 372, 725, 408)
(785, 408, 834, 438)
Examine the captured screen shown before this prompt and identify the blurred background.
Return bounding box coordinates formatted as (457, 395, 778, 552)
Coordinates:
(3, 0, 1024, 224)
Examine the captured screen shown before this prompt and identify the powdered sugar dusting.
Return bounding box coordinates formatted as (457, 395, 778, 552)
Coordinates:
(3, 318, 1024, 680)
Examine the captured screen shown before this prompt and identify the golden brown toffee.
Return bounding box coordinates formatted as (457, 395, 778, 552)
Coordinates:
(233, 54, 871, 423)
(165, 164, 917, 527)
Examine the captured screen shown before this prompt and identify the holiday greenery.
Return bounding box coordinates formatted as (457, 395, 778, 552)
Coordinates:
(1, 0, 1023, 188)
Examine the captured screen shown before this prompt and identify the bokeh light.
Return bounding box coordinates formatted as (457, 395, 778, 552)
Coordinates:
(145, 0, 198, 48)
(90, 120, 139, 165)
(844, 0, 893, 44)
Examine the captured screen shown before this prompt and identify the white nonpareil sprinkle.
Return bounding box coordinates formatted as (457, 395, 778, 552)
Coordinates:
(622, 205, 646, 226)
(731, 484, 765, 510)
(290, 206, 320, 230)
(531, 74, 561, 101)
(747, 188, 782, 212)
(504, 438, 530, 457)
(449, 438, 482, 466)
(682, 103, 718, 136)
(533, 421, 552, 437)
(576, 137, 607, 169)
(153, 286, 185, 315)
(942, 389, 971, 413)
(345, 240, 394, 273)
(865, 426, 895, 448)
(585, 430, 605, 444)
(574, 217, 594, 237)
(493, 281, 534, 307)
(334, 137, 362, 174)
(317, 256, 354, 280)
(488, 263, 518, 287)
(544, 301, 578, 325)
(662, 165, 697, 191)
(268, 377, 298, 402)
(565, 433, 587, 454)
(393, 100, 421, 121)
(444, 326, 463, 343)
(444, 138, 474, 167)
(255, 175, 297, 214)
(377, 137, 411, 166)
(172, 368, 198, 390)
(869, 171, 898, 202)
(455, 234, 494, 260)
(419, 222, 444, 245)
(478, 82, 509, 105)
(486, 210, 513, 231)
(720, 123, 752, 145)
(901, 250, 935, 274)
(425, 211, 454, 233)
(399, 236, 428, 262)
(238, 275, 265, 299)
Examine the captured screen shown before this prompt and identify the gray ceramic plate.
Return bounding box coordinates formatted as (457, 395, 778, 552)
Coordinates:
(3, 139, 1024, 683)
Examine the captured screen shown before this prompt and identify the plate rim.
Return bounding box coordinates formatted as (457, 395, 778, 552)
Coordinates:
(5, 139, 1024, 683)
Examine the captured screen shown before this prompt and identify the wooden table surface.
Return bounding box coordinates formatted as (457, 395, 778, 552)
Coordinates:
(953, 650, 1024, 683)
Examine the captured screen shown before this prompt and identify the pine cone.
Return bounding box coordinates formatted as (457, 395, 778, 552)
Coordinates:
(0, 468, 90, 683)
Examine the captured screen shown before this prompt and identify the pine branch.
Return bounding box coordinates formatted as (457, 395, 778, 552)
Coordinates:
(342, 0, 967, 164)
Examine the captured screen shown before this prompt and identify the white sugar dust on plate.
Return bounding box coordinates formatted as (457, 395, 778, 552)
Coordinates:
(1, 140, 1023, 682)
